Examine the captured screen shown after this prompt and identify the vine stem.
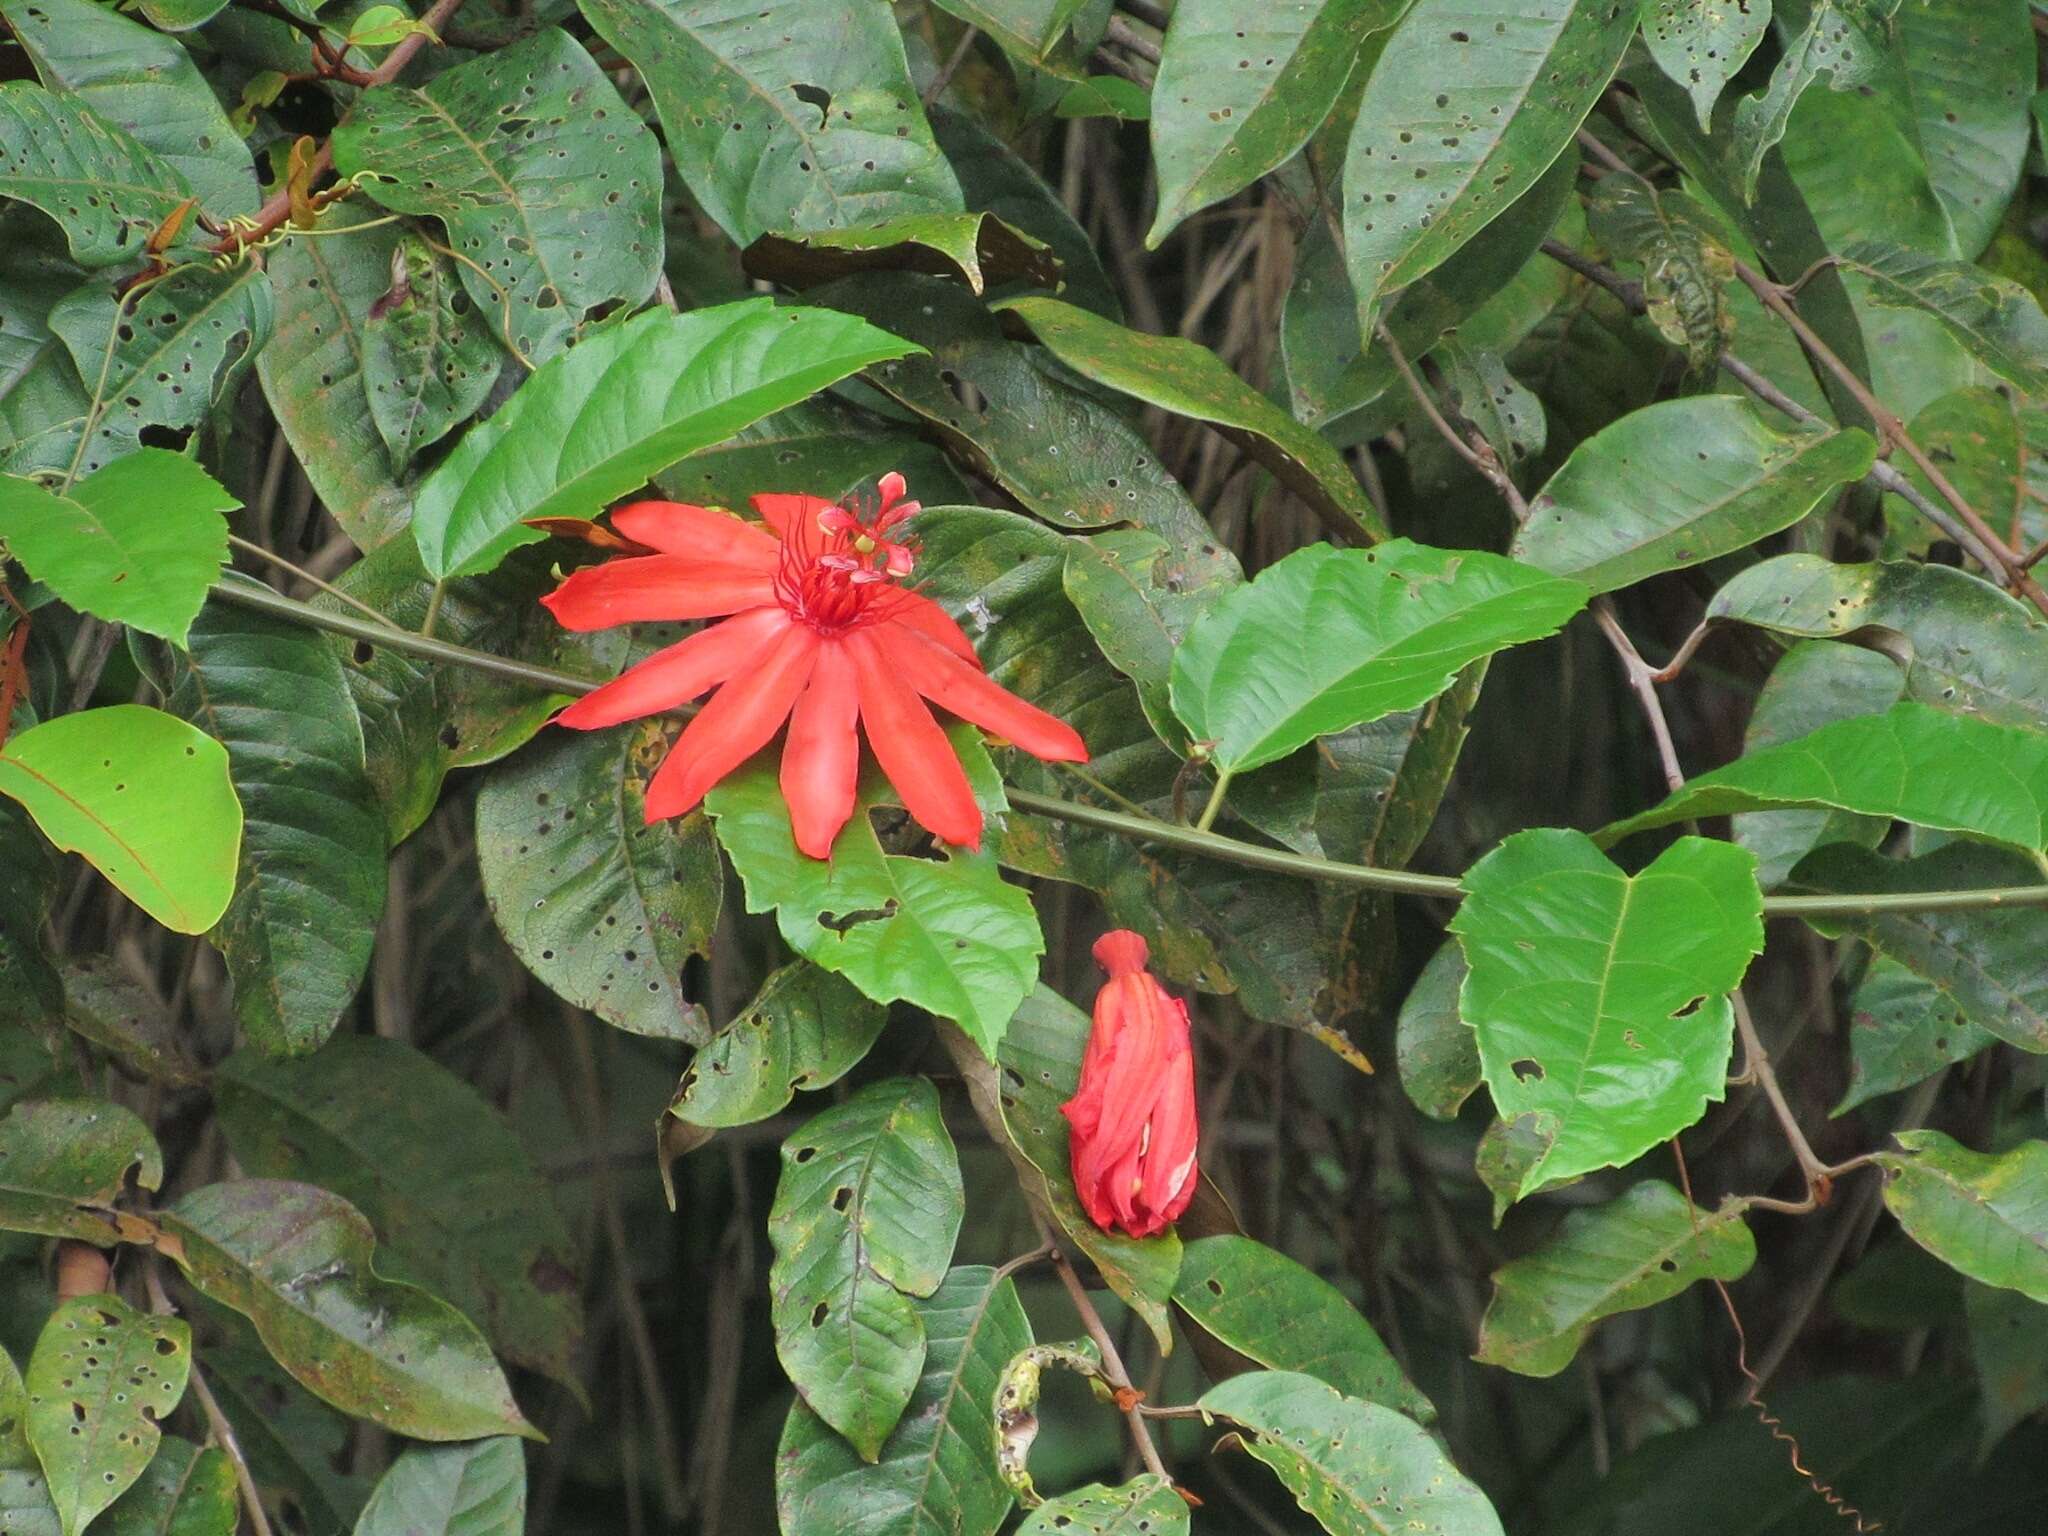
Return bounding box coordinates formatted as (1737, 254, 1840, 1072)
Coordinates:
(145, 1262, 277, 1536)
(1042, 1232, 1172, 1483)
(204, 577, 2048, 919)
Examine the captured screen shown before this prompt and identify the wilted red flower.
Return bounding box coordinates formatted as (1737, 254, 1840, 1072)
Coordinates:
(1061, 931, 1199, 1239)
(542, 474, 1087, 857)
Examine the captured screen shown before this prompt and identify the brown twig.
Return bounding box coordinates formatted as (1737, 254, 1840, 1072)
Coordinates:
(1379, 323, 1528, 519)
(923, 24, 980, 106)
(1042, 1232, 1172, 1483)
(144, 1263, 277, 1536)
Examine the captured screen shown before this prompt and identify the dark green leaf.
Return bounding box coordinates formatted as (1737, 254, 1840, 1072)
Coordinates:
(350, 1438, 524, 1536)
(0, 211, 91, 479)
(98, 1438, 236, 1536)
(60, 957, 198, 1087)
(1836, 240, 2048, 394)
(362, 235, 504, 475)
(1836, 956, 1993, 1115)
(1966, 1282, 2048, 1457)
(668, 962, 887, 1129)
(1395, 939, 1477, 1121)
(742, 213, 1058, 296)
(332, 29, 662, 365)
(0, 84, 191, 268)
(214, 1036, 584, 1389)
(0, 802, 62, 1030)
(1452, 830, 1763, 1197)
(0, 1099, 161, 1245)
(1730, 0, 1901, 200)
(1895, 0, 2033, 259)
(1017, 1478, 1186, 1536)
(1640, 0, 1772, 132)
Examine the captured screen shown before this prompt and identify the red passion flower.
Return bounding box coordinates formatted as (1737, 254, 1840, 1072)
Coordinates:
(541, 474, 1088, 857)
(1061, 931, 1200, 1239)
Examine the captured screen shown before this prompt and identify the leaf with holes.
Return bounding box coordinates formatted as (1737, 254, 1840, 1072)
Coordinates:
(409, 299, 914, 579)
(1395, 939, 1478, 1121)
(1836, 957, 1995, 1116)
(1147, 0, 1409, 246)
(1640, 0, 1772, 132)
(1340, 0, 1639, 332)
(0, 1100, 160, 1246)
(668, 962, 887, 1130)
(994, 985, 1182, 1350)
(62, 957, 203, 1089)
(0, 453, 230, 647)
(1837, 241, 2048, 393)
(162, 1180, 537, 1442)
(362, 234, 504, 475)
(768, 1078, 963, 1461)
(1199, 1371, 1504, 1536)
(0, 706, 240, 935)
(1018, 1477, 1187, 1536)
(24, 1294, 191, 1536)
(332, 29, 661, 365)
(1170, 542, 1587, 776)
(475, 719, 719, 1043)
(1510, 397, 1876, 594)
(776, 1265, 1030, 1536)
(1897, 0, 2033, 259)
(742, 212, 1059, 295)
(1176, 1235, 1432, 1419)
(1731, 0, 1901, 200)
(0, 84, 191, 268)
(1878, 1131, 2048, 1303)
(351, 1437, 524, 1536)
(213, 1037, 584, 1391)
(1452, 829, 1763, 1198)
(98, 1437, 236, 1536)
(1474, 1183, 1757, 1378)
(995, 295, 1386, 541)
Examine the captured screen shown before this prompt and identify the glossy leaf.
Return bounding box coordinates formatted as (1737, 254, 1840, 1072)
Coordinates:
(0, 83, 191, 268)
(1199, 1371, 1504, 1535)
(775, 1266, 1029, 1536)
(1641, 0, 1772, 132)
(0, 705, 241, 935)
(1836, 956, 1994, 1115)
(1837, 240, 2048, 394)
(1175, 1235, 1431, 1420)
(474, 719, 719, 1043)
(0, 1099, 161, 1245)
(1510, 397, 1876, 594)
(332, 29, 662, 365)
(214, 1037, 583, 1388)
(995, 986, 1183, 1350)
(667, 961, 887, 1129)
(162, 1181, 537, 1442)
(769, 1078, 962, 1461)
(1878, 1131, 2048, 1303)
(24, 1294, 190, 1536)
(1017, 1478, 1187, 1536)
(362, 235, 504, 475)
(409, 299, 915, 580)
(98, 1438, 236, 1536)
(1730, 0, 1900, 200)
(154, 597, 387, 1055)
(1340, 0, 1638, 330)
(0, 452, 231, 646)
(351, 1438, 524, 1536)
(1170, 541, 1587, 775)
(1395, 939, 1478, 1120)
(1474, 1183, 1757, 1378)
(994, 295, 1386, 540)
(1147, 0, 1407, 245)
(578, 0, 961, 246)
(742, 212, 1058, 296)
(1452, 830, 1763, 1197)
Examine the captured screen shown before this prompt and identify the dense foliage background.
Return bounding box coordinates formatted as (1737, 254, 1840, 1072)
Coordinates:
(5, 0, 2048, 1532)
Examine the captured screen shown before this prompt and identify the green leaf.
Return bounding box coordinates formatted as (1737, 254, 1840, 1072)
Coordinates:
(0, 0, 255, 220)
(776, 1265, 1030, 1536)
(1893, 388, 2024, 559)
(98, 1438, 236, 1536)
(1731, 0, 1901, 201)
(474, 720, 719, 1043)
(1147, 0, 1405, 246)
(0, 453, 230, 647)
(332, 29, 662, 366)
(742, 213, 1059, 296)
(0, 802, 63, 1031)
(254, 204, 411, 552)
(1055, 75, 1150, 121)
(409, 299, 915, 580)
(1878, 1131, 2048, 1303)
(0, 211, 91, 480)
(1, 1343, 27, 1471)
(769, 1078, 963, 1461)
(1966, 1281, 2048, 1458)
(213, 1036, 584, 1390)
(1641, 0, 1772, 133)
(1895, 0, 2033, 260)
(150, 594, 386, 1053)
(47, 262, 273, 480)
(1170, 542, 1587, 776)
(1473, 1183, 1757, 1378)
(926, 0, 1086, 64)
(1600, 701, 2048, 854)
(346, 4, 427, 46)
(576, 0, 962, 246)
(0, 705, 241, 935)
(994, 986, 1182, 1350)
(1475, 1114, 1566, 1226)
(1509, 397, 1877, 594)
(707, 729, 1040, 1058)
(0, 1469, 58, 1536)
(362, 234, 504, 476)
(25, 1295, 190, 1536)
(1175, 1235, 1431, 1420)
(1340, 0, 1638, 331)
(1433, 341, 1545, 470)
(350, 1438, 524, 1536)
(1836, 956, 1994, 1115)
(1836, 240, 2048, 394)
(161, 1181, 537, 1442)
(1451, 830, 1763, 1196)
(201, 1337, 367, 1535)
(1198, 1371, 1504, 1536)
(1395, 939, 1477, 1121)
(1017, 1478, 1187, 1536)
(649, 397, 969, 515)
(993, 295, 1387, 541)
(0, 83, 192, 268)
(667, 962, 887, 1129)
(0, 1099, 160, 1245)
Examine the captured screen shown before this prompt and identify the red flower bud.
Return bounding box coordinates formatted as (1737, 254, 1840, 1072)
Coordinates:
(1060, 931, 1199, 1238)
